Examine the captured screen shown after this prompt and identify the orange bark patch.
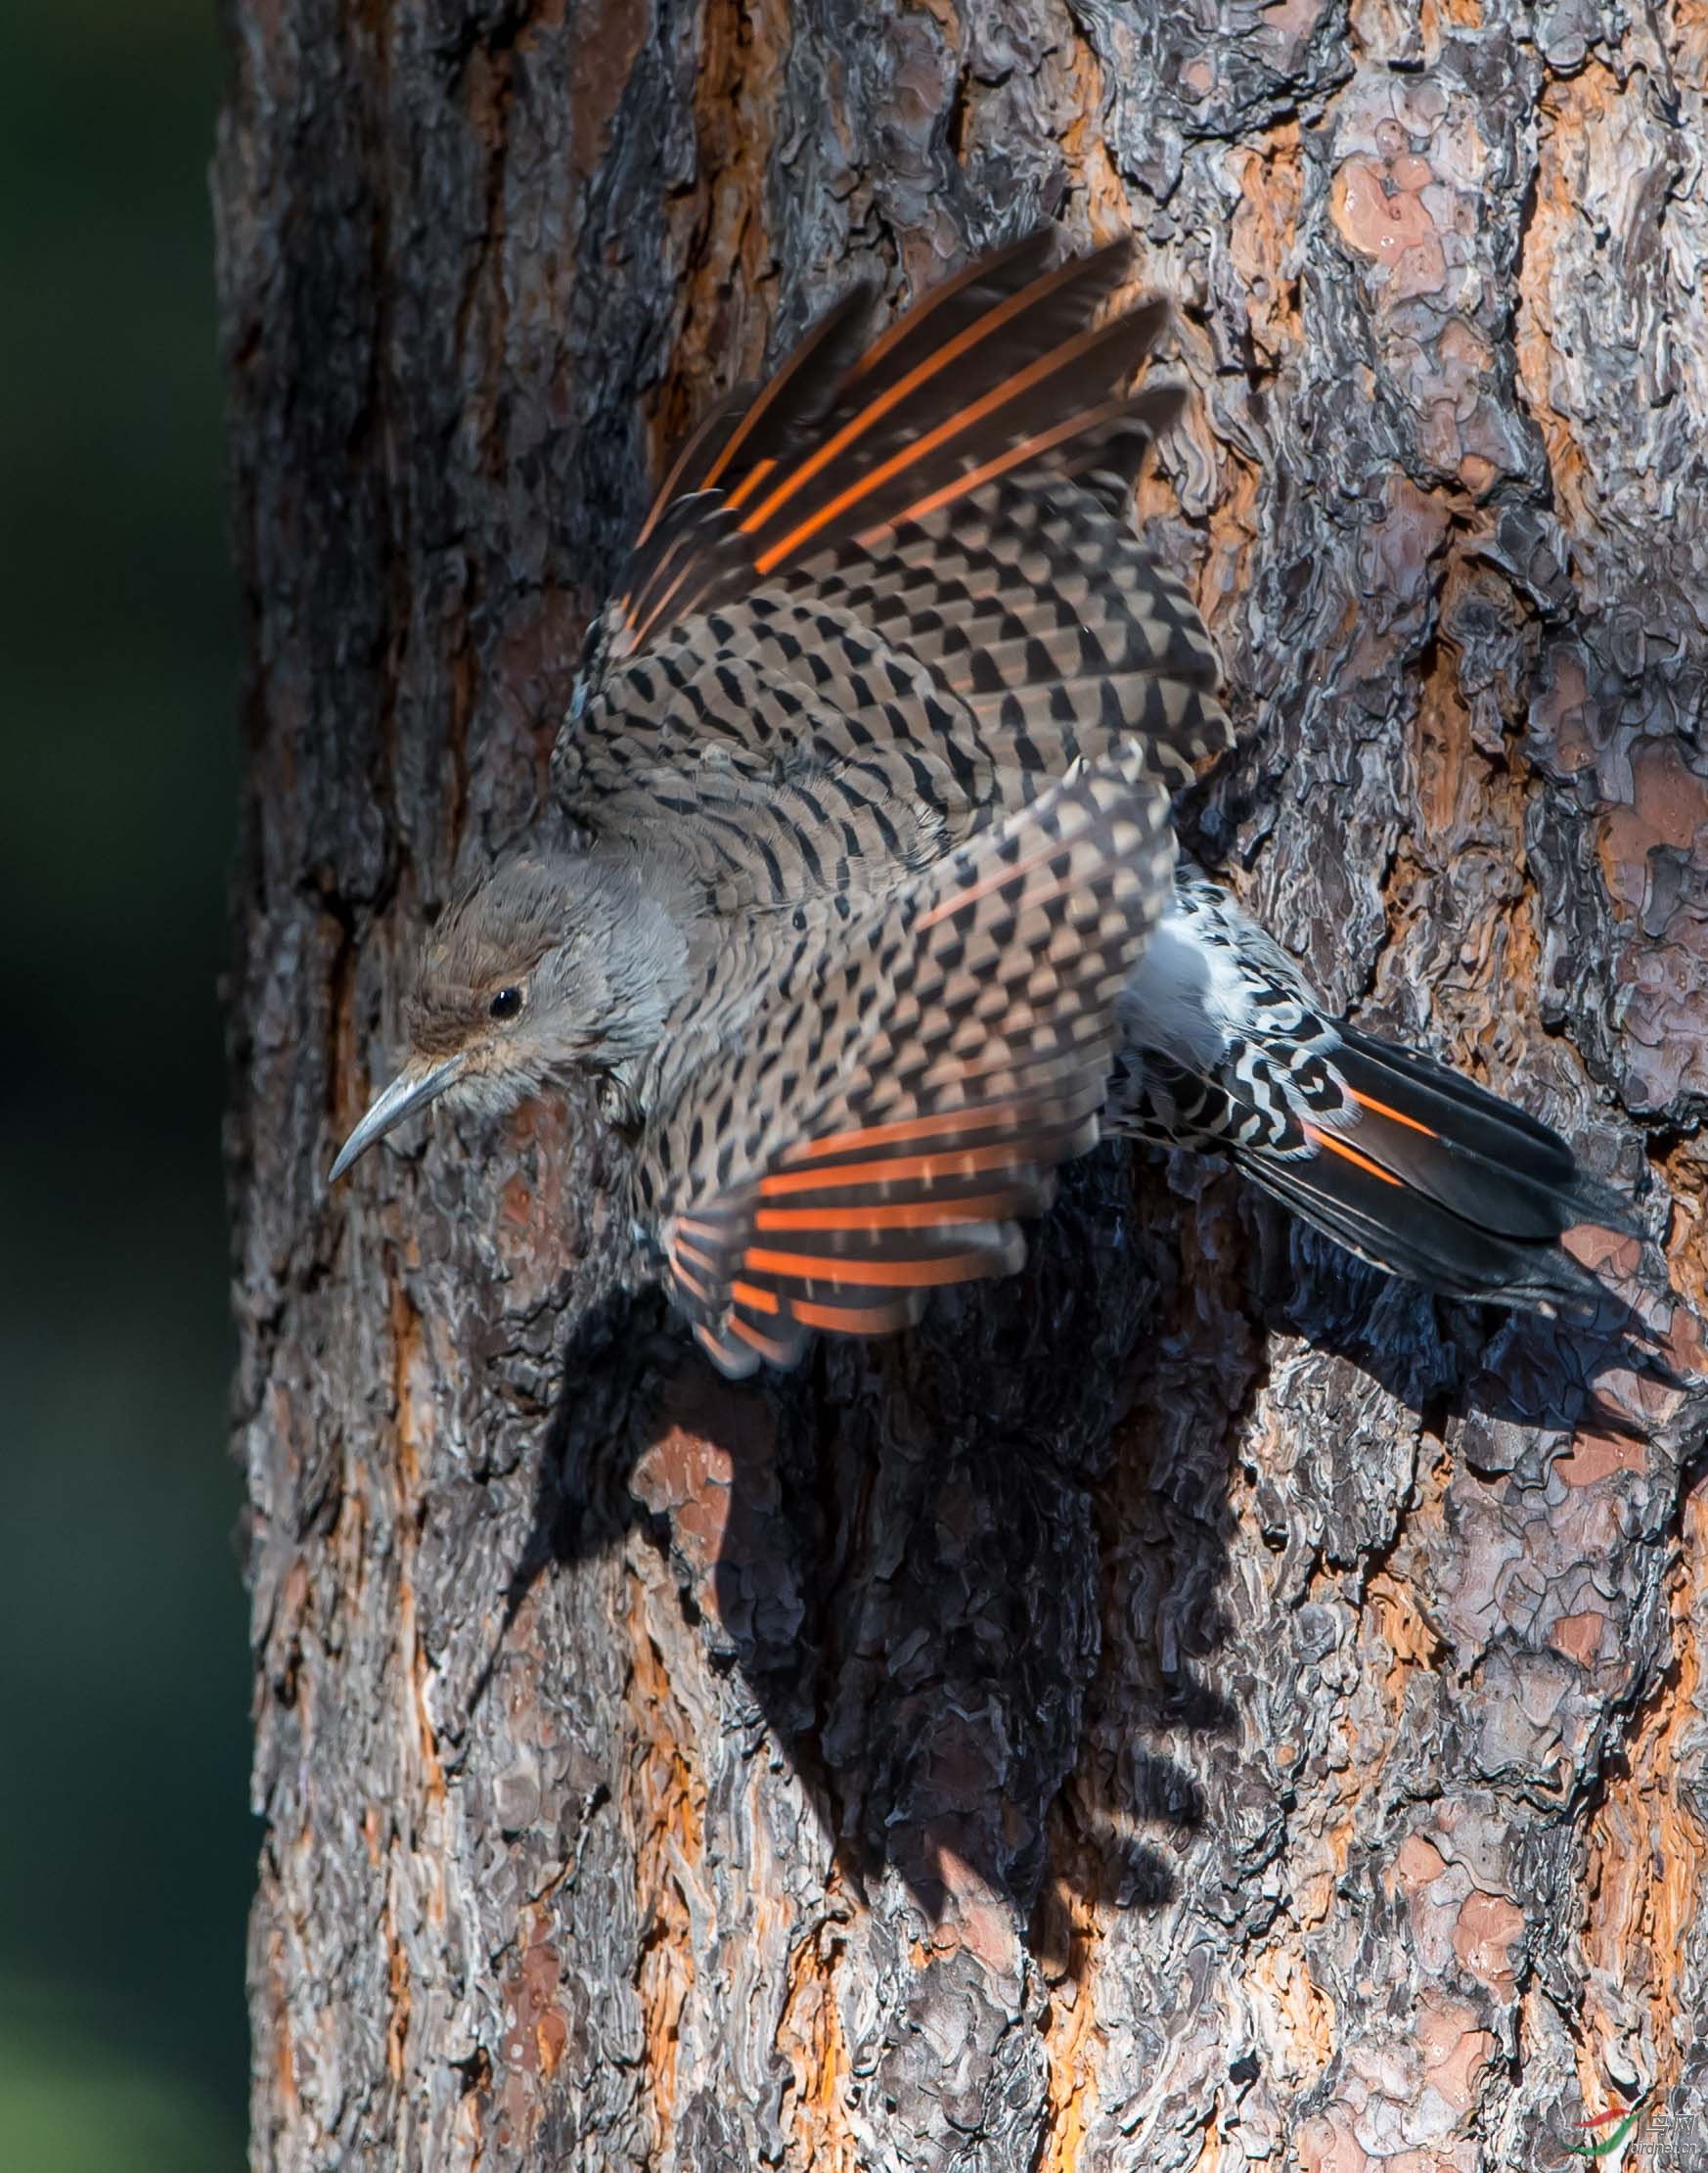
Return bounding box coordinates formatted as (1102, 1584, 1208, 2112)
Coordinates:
(1248, 1937, 1337, 2084)
(631, 1370, 779, 1621)
(569, 0, 648, 179)
(262, 1920, 300, 2119)
(1367, 1568, 1447, 1707)
(652, 0, 788, 457)
(1037, 1941, 1101, 2170)
(1679, 0, 1708, 77)
(1394, 1830, 1449, 1892)
(1415, 1991, 1494, 2112)
(491, 1920, 567, 2151)
(1332, 100, 1524, 496)
(1414, 626, 1474, 852)
(637, 1422, 738, 1569)
(1529, 650, 1596, 774)
(1229, 121, 1304, 366)
(1596, 739, 1708, 919)
(1186, 2110, 1229, 2170)
(1652, 1134, 1708, 1335)
(1451, 1889, 1525, 1997)
(1031, 1787, 1117, 2171)
(627, 1607, 704, 2150)
(1555, 1429, 1647, 1487)
(388, 1273, 427, 1493)
(1179, 440, 1259, 644)
(386, 1276, 446, 1804)
(919, 1833, 1020, 1978)
(1513, 64, 1620, 533)
(537, 2004, 567, 2079)
(1055, 42, 1129, 241)
(1332, 154, 1445, 292)
(1295, 2111, 1371, 2172)
(1576, 1472, 1708, 2094)
(385, 1931, 411, 2082)
(1550, 1610, 1606, 1666)
(1254, 0, 1330, 90)
(776, 1920, 858, 2171)
(1366, 533, 1549, 1058)
(491, 1096, 579, 1284)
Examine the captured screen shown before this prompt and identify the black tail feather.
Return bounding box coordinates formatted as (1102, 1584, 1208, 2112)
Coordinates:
(1238, 1026, 1639, 1315)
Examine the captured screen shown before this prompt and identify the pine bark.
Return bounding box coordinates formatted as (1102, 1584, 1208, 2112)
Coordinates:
(217, 3, 1708, 2166)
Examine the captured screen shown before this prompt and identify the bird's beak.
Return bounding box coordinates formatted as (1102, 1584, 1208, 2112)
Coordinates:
(330, 1052, 468, 1181)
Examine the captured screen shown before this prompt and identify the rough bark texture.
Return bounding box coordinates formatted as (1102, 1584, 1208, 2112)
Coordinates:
(217, 3, 1708, 2166)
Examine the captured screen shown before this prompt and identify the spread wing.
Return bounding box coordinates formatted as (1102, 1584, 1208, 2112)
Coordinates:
(634, 750, 1174, 1376)
(553, 233, 1232, 910)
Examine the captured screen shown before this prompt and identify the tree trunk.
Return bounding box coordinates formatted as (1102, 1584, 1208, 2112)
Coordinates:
(217, 3, 1708, 2165)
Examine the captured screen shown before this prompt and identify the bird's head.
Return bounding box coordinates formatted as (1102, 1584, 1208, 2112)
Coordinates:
(331, 846, 687, 1181)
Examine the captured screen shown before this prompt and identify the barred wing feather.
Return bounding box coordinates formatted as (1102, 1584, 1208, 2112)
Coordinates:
(556, 233, 1231, 883)
(638, 750, 1174, 1374)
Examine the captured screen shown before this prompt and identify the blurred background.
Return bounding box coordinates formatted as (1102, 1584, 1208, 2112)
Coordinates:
(2, 2, 250, 2165)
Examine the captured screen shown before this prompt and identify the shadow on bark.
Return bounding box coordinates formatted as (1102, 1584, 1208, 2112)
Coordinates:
(1259, 1206, 1675, 1471)
(476, 1154, 1663, 1941)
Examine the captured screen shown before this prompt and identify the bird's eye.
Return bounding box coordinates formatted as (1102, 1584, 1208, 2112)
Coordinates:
(489, 986, 524, 1020)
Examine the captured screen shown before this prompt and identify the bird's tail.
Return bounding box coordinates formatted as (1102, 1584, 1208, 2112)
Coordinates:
(1236, 1024, 1639, 1314)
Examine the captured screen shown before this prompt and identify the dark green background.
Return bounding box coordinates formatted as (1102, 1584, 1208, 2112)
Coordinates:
(3, 3, 251, 2162)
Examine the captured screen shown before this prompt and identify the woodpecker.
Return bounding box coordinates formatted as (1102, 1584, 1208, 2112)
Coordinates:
(333, 231, 1635, 1375)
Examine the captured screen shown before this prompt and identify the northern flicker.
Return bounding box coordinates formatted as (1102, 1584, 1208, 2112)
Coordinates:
(333, 231, 1635, 1375)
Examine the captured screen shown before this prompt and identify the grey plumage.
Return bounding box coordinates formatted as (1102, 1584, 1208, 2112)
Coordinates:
(334, 232, 1634, 1372)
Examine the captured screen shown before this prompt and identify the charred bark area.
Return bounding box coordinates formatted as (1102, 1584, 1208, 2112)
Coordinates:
(217, 2, 1708, 2165)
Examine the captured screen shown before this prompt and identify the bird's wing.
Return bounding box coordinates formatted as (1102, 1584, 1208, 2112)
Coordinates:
(554, 233, 1231, 900)
(634, 748, 1174, 1376)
